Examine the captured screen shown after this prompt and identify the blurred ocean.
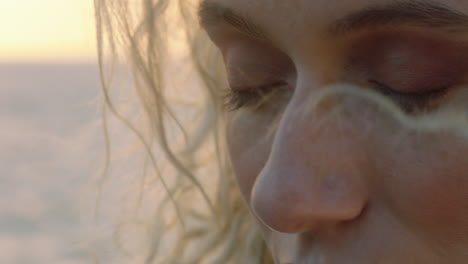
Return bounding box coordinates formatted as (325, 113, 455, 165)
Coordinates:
(0, 63, 103, 264)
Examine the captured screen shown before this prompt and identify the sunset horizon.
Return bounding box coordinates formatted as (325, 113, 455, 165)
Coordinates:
(0, 0, 96, 62)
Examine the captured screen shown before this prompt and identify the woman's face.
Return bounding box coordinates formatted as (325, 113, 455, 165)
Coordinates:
(200, 0, 468, 263)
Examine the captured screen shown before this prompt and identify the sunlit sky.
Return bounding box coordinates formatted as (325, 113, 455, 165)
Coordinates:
(0, 0, 96, 62)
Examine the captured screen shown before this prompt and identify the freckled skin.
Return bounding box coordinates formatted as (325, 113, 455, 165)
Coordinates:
(206, 0, 468, 263)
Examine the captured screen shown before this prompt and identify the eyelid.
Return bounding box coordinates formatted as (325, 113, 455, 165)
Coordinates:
(345, 29, 468, 91)
(227, 65, 289, 90)
(223, 38, 294, 73)
(368, 79, 450, 112)
(230, 80, 289, 92)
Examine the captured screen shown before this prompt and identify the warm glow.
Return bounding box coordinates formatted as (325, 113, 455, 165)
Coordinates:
(0, 0, 96, 62)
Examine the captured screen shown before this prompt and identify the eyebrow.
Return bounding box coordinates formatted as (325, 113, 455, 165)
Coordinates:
(331, 1, 468, 34)
(198, 1, 468, 42)
(198, 1, 269, 41)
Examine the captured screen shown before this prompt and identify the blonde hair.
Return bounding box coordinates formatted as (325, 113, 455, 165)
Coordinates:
(94, 0, 272, 263)
(93, 0, 468, 263)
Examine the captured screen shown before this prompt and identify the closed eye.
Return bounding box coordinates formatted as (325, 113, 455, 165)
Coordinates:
(368, 79, 449, 113)
(223, 81, 290, 111)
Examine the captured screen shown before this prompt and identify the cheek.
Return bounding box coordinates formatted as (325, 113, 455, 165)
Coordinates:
(226, 110, 275, 202)
(379, 133, 468, 243)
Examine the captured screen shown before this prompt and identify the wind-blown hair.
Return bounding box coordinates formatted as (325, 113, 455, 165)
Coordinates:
(94, 0, 272, 263)
(93, 0, 468, 263)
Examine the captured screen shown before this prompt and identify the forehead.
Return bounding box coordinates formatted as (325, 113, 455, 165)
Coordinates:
(203, 0, 468, 13)
(201, 0, 468, 35)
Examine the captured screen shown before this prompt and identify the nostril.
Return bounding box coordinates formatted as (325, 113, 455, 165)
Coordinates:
(342, 200, 369, 226)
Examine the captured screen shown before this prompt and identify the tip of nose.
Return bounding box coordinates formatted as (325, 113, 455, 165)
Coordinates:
(250, 176, 368, 234)
(252, 199, 366, 234)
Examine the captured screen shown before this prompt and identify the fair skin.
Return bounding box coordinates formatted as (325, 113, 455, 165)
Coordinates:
(200, 0, 468, 263)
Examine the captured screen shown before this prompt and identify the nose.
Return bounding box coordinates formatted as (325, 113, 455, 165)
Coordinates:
(250, 83, 370, 233)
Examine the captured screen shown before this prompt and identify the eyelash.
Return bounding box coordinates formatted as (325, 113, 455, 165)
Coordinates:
(223, 79, 449, 112)
(368, 79, 449, 112)
(223, 81, 289, 110)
